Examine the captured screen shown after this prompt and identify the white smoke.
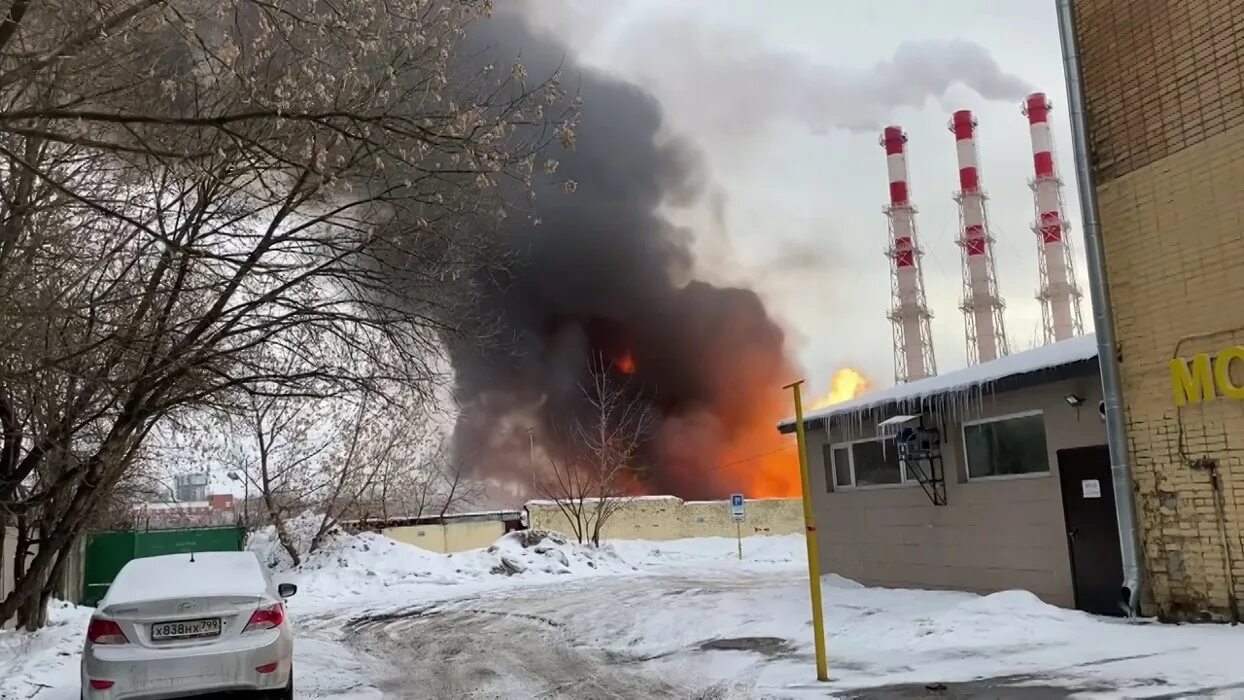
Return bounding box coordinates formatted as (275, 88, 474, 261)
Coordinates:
(519, 4, 1031, 137)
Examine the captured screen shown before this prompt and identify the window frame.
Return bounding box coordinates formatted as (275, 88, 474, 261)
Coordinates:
(830, 445, 851, 489)
(828, 435, 913, 490)
(961, 409, 1052, 482)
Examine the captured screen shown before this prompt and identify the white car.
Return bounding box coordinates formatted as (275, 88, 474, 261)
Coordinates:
(81, 551, 296, 699)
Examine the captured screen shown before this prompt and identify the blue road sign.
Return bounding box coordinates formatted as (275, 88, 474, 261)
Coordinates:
(730, 493, 745, 522)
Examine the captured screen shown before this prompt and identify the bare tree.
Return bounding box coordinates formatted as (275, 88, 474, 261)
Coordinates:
(0, 0, 576, 627)
(229, 382, 448, 566)
(536, 357, 654, 545)
(230, 373, 487, 566)
(352, 438, 484, 524)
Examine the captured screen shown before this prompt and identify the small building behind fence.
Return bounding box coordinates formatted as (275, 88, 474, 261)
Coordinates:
(353, 510, 524, 554)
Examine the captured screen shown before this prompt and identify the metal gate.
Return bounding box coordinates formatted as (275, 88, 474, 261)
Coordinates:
(81, 526, 245, 606)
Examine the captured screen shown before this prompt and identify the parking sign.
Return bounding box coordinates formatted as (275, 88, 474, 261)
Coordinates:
(730, 493, 745, 522)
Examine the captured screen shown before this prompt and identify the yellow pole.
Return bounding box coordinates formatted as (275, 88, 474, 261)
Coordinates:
(785, 379, 829, 682)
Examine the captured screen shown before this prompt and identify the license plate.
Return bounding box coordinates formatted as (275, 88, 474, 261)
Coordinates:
(151, 617, 222, 641)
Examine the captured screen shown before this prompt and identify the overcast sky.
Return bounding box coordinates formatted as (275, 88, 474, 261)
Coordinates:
(522, 0, 1088, 396)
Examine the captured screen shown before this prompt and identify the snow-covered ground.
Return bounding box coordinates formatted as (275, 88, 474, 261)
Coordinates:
(6, 526, 1244, 698)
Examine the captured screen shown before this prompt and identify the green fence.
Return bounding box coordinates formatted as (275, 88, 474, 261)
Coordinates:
(81, 526, 245, 607)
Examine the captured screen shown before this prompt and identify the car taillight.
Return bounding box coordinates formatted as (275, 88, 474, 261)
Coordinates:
(243, 603, 285, 633)
(89, 679, 115, 690)
(86, 619, 128, 645)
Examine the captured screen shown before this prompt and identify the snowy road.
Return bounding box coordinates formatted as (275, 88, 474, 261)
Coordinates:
(320, 562, 1244, 699)
(301, 530, 1244, 700)
(339, 571, 801, 699)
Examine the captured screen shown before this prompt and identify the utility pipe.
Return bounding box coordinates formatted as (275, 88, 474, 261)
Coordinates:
(785, 380, 829, 681)
(1055, 0, 1144, 615)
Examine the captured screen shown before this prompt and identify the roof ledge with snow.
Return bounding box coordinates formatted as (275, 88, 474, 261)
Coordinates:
(778, 334, 1100, 434)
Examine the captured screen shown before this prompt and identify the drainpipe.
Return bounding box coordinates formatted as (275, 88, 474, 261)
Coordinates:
(1055, 0, 1144, 616)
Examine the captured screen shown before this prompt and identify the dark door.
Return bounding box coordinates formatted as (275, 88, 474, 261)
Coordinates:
(1057, 445, 1125, 616)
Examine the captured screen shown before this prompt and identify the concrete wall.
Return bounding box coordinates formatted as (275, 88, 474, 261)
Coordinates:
(526, 496, 804, 541)
(1077, 0, 1244, 620)
(806, 374, 1106, 608)
(384, 520, 505, 554)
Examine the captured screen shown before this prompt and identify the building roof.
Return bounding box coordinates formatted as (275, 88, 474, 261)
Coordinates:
(345, 508, 524, 529)
(525, 495, 683, 507)
(779, 333, 1100, 432)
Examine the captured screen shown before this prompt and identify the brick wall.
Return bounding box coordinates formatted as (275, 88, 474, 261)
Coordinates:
(1074, 0, 1244, 183)
(1077, 0, 1244, 620)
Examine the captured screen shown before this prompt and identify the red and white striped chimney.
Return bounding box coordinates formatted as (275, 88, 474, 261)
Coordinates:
(951, 109, 1009, 364)
(881, 126, 936, 383)
(1023, 92, 1084, 343)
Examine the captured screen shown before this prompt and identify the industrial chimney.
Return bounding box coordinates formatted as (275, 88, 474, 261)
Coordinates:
(881, 126, 937, 383)
(950, 109, 1009, 364)
(1023, 92, 1084, 343)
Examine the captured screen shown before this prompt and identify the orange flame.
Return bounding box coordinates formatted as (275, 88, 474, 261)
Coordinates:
(662, 369, 872, 501)
(809, 368, 872, 410)
(615, 352, 637, 375)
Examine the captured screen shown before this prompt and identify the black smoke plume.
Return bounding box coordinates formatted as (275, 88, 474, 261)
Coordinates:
(448, 11, 796, 502)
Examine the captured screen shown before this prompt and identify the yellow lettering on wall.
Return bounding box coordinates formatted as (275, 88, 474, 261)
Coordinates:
(1171, 353, 1215, 406)
(1214, 346, 1244, 400)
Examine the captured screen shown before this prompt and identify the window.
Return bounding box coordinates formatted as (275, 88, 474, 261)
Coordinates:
(832, 446, 851, 488)
(822, 445, 853, 491)
(827, 439, 906, 488)
(963, 412, 1050, 479)
(851, 440, 902, 485)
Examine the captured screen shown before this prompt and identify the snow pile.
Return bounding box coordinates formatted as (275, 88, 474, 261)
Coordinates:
(0, 600, 92, 699)
(247, 512, 351, 572)
(479, 530, 635, 577)
(822, 572, 865, 589)
(903, 589, 1092, 651)
(530, 569, 1244, 697)
(282, 527, 638, 598)
(296, 531, 452, 584)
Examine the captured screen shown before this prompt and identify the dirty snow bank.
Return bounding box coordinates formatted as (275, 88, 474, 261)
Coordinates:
(250, 519, 647, 605)
(247, 511, 351, 572)
(251, 514, 808, 597)
(810, 584, 1244, 696)
(293, 528, 635, 590)
(546, 570, 1244, 698)
(0, 600, 92, 699)
(483, 529, 635, 577)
